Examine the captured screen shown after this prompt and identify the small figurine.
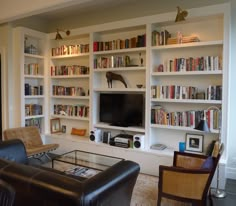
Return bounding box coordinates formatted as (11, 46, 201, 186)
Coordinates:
(106, 72, 127, 88)
(175, 6, 188, 22)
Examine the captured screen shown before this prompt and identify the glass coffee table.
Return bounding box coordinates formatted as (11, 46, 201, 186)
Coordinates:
(52, 150, 124, 178)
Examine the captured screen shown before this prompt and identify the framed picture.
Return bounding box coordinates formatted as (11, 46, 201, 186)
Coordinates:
(61, 125, 66, 133)
(50, 118, 61, 133)
(185, 133, 204, 153)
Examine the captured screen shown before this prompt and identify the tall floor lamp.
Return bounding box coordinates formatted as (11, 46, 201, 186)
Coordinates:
(194, 106, 226, 198)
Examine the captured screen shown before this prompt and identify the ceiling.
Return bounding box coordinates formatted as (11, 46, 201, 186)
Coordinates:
(9, 0, 230, 33)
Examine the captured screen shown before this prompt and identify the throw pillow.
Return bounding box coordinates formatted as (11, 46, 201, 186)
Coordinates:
(201, 156, 214, 170)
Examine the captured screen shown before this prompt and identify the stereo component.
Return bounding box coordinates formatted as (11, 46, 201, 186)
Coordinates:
(89, 129, 102, 142)
(133, 134, 145, 149)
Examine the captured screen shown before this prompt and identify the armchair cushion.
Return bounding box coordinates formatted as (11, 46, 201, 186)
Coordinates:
(201, 156, 214, 170)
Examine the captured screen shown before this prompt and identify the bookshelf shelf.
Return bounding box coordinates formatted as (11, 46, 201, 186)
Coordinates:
(24, 95, 44, 99)
(24, 53, 44, 59)
(151, 99, 222, 104)
(150, 124, 219, 134)
(94, 67, 146, 72)
(94, 88, 146, 93)
(94, 123, 145, 133)
(51, 115, 89, 121)
(151, 70, 222, 76)
(51, 52, 89, 59)
(93, 47, 146, 55)
(24, 75, 44, 79)
(50, 75, 90, 79)
(51, 96, 89, 100)
(25, 115, 44, 120)
(151, 40, 223, 50)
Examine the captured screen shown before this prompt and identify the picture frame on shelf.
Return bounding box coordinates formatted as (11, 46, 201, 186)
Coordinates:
(185, 133, 204, 153)
(50, 118, 61, 133)
(62, 125, 66, 133)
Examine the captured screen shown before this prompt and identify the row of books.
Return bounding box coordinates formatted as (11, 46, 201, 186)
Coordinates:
(24, 63, 40, 75)
(51, 65, 89, 76)
(54, 104, 89, 118)
(151, 85, 222, 100)
(51, 44, 89, 57)
(52, 85, 86, 96)
(152, 29, 200, 46)
(25, 118, 42, 132)
(151, 85, 197, 100)
(152, 30, 171, 46)
(151, 105, 221, 131)
(25, 104, 43, 116)
(94, 55, 132, 69)
(155, 56, 222, 72)
(25, 84, 43, 96)
(93, 34, 146, 52)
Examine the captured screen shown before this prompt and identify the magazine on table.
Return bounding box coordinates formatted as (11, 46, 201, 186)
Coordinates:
(65, 165, 100, 178)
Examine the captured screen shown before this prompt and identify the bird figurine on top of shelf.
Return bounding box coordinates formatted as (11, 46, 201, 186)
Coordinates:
(175, 6, 188, 22)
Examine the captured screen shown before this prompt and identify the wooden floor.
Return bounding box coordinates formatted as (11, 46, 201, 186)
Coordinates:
(211, 178, 236, 206)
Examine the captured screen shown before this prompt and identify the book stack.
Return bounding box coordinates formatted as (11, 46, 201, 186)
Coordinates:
(151, 143, 167, 150)
(167, 35, 200, 45)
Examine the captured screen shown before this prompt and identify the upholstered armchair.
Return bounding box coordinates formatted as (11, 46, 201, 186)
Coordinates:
(157, 145, 223, 206)
(3, 126, 59, 160)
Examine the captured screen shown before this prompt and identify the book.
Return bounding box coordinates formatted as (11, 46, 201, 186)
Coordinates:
(151, 143, 167, 150)
(65, 166, 100, 178)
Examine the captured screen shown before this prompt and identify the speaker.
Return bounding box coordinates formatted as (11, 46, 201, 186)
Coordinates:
(133, 134, 145, 150)
(89, 129, 102, 142)
(102, 131, 111, 144)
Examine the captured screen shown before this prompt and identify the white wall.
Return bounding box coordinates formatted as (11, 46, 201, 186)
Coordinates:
(0, 0, 88, 23)
(226, 1, 236, 179)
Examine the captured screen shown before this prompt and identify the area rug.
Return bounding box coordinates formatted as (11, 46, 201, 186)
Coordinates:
(131, 173, 191, 206)
(34, 157, 190, 206)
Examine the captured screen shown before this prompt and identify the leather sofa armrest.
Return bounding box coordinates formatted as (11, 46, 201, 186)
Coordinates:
(0, 139, 28, 164)
(82, 160, 140, 206)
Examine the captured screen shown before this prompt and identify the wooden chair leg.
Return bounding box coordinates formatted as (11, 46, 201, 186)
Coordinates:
(157, 195, 161, 206)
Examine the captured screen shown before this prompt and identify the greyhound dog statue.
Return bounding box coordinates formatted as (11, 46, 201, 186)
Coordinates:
(106, 71, 127, 88)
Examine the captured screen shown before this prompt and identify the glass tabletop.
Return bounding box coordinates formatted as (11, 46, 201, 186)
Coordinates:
(52, 150, 123, 171)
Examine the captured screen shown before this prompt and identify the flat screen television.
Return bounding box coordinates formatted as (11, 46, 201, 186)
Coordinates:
(99, 93, 144, 127)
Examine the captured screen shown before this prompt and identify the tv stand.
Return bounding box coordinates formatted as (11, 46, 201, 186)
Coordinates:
(110, 123, 128, 127)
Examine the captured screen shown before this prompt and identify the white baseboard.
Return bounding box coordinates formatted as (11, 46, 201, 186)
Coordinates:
(226, 167, 236, 180)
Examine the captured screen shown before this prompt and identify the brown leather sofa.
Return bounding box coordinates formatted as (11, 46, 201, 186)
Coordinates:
(0, 139, 140, 206)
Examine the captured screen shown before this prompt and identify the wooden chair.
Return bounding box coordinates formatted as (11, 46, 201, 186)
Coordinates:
(157, 143, 223, 206)
(3, 126, 59, 160)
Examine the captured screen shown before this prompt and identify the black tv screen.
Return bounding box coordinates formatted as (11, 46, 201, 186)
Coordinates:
(99, 93, 144, 127)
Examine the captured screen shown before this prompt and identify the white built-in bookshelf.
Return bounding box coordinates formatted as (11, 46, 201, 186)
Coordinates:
(13, 3, 229, 176)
